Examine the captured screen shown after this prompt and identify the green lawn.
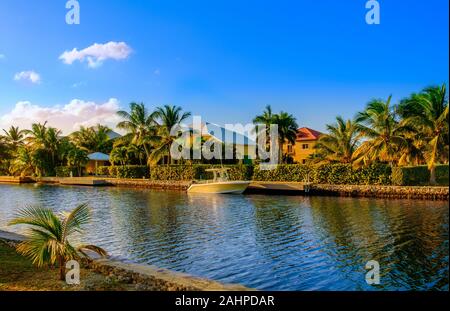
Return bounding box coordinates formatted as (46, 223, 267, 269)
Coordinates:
(0, 240, 133, 291)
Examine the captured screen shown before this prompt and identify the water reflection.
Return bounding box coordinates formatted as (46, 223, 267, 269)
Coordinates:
(0, 184, 448, 291)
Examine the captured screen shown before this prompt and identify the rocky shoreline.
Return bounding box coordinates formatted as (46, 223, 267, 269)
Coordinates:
(310, 184, 449, 201)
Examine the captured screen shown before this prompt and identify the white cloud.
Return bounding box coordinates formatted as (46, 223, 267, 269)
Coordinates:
(0, 98, 122, 135)
(59, 41, 132, 68)
(14, 71, 41, 84)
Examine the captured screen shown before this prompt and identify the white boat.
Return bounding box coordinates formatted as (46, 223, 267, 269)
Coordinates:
(187, 168, 250, 194)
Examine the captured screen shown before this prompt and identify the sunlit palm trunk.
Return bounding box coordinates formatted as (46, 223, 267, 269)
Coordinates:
(59, 256, 65, 281)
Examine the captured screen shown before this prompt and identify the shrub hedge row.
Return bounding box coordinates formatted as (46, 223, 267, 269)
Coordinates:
(253, 163, 392, 185)
(391, 165, 449, 186)
(59, 163, 449, 186)
(150, 164, 254, 181)
(99, 165, 149, 179)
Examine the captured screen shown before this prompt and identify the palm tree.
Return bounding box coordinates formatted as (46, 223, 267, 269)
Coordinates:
(9, 204, 107, 281)
(10, 146, 35, 176)
(70, 124, 113, 154)
(151, 105, 191, 164)
(352, 96, 407, 167)
(273, 111, 299, 163)
(314, 116, 359, 164)
(67, 147, 89, 176)
(253, 105, 275, 128)
(24, 122, 62, 176)
(2, 126, 25, 151)
(253, 106, 298, 164)
(398, 84, 449, 184)
(117, 103, 158, 163)
(110, 146, 129, 166)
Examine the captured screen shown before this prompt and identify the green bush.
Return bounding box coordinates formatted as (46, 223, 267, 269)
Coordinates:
(150, 165, 254, 181)
(253, 164, 312, 182)
(109, 165, 149, 179)
(96, 166, 111, 176)
(392, 165, 449, 186)
(55, 166, 79, 177)
(253, 163, 391, 185)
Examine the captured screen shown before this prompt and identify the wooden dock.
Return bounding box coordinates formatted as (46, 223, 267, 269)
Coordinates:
(56, 178, 110, 186)
(34, 177, 110, 186)
(0, 176, 35, 184)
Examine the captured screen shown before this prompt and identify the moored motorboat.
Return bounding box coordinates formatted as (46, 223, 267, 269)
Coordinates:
(187, 168, 250, 194)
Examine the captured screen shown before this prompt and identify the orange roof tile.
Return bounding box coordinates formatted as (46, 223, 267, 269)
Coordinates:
(296, 127, 323, 141)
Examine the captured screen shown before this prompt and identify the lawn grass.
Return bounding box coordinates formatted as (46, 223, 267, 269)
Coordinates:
(0, 240, 133, 291)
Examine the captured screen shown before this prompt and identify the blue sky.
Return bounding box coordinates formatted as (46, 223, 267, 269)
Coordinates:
(0, 0, 448, 134)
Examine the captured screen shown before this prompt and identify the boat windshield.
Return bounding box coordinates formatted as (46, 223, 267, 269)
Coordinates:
(205, 169, 230, 182)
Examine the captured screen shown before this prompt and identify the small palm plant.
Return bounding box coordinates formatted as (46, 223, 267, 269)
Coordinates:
(9, 203, 107, 281)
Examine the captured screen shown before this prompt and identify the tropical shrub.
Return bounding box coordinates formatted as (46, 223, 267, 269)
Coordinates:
(96, 166, 111, 176)
(55, 166, 80, 177)
(150, 164, 254, 181)
(109, 165, 149, 179)
(252, 164, 391, 185)
(8, 204, 107, 280)
(392, 165, 449, 186)
(253, 164, 312, 182)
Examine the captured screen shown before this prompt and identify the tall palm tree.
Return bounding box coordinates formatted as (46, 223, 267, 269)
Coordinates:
(151, 105, 191, 164)
(9, 204, 107, 281)
(253, 106, 298, 164)
(314, 116, 359, 164)
(274, 111, 299, 163)
(398, 84, 449, 184)
(352, 96, 407, 167)
(117, 103, 158, 163)
(2, 126, 25, 151)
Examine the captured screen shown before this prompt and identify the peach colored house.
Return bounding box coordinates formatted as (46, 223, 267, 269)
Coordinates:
(283, 127, 323, 164)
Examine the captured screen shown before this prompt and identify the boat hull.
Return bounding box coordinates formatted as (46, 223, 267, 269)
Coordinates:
(187, 181, 250, 194)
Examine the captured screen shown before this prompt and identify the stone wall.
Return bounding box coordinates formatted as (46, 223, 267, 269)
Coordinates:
(310, 184, 449, 200)
(105, 178, 191, 191)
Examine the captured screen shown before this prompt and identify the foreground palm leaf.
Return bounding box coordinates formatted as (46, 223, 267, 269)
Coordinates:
(9, 203, 107, 281)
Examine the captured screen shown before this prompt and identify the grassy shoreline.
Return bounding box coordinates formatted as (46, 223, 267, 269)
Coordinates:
(0, 240, 133, 291)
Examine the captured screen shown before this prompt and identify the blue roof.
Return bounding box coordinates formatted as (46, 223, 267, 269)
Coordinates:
(88, 152, 110, 161)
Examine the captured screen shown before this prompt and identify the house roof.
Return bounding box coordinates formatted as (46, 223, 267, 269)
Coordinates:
(189, 122, 257, 146)
(296, 127, 323, 141)
(88, 152, 110, 161)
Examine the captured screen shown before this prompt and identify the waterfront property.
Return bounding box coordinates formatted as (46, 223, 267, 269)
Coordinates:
(283, 127, 323, 164)
(0, 184, 448, 291)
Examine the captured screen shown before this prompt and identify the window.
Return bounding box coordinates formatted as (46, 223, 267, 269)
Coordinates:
(287, 144, 293, 153)
(302, 144, 309, 150)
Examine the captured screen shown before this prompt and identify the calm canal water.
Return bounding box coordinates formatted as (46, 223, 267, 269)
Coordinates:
(0, 184, 448, 291)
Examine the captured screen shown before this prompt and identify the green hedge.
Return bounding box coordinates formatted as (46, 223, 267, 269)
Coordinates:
(94, 163, 448, 186)
(253, 164, 312, 182)
(252, 163, 391, 185)
(55, 166, 80, 177)
(96, 166, 111, 176)
(312, 163, 391, 185)
(392, 165, 449, 186)
(109, 165, 149, 179)
(150, 165, 254, 181)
